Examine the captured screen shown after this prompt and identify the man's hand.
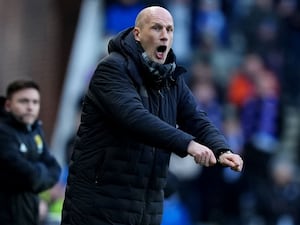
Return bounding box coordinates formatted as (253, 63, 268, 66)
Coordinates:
(218, 151, 243, 172)
(187, 140, 217, 167)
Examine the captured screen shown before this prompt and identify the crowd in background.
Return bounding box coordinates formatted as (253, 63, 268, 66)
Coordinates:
(41, 0, 300, 225)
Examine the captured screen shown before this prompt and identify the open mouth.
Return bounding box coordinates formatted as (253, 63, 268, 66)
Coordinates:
(157, 45, 167, 53)
(155, 45, 167, 61)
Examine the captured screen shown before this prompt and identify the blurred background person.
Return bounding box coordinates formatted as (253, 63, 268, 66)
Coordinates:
(255, 156, 300, 225)
(0, 79, 61, 225)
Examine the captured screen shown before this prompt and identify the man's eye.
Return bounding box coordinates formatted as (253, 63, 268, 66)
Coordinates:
(153, 26, 161, 31)
(166, 26, 173, 32)
(19, 99, 29, 104)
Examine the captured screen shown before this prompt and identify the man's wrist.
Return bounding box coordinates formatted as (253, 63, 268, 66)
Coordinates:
(217, 150, 232, 163)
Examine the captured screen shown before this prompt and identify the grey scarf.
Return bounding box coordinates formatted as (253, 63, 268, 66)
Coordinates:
(141, 52, 176, 89)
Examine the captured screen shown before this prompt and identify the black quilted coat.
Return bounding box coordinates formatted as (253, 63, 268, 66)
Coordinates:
(61, 28, 231, 225)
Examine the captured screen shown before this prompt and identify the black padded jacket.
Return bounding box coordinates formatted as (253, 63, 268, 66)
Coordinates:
(61, 28, 231, 225)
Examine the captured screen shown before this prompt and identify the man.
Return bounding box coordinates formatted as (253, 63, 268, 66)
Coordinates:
(0, 79, 61, 225)
(61, 6, 243, 225)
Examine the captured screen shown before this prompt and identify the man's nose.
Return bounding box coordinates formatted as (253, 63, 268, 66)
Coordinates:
(27, 102, 35, 110)
(160, 29, 168, 41)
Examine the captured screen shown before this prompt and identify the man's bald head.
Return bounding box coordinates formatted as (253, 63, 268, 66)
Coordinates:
(135, 6, 173, 29)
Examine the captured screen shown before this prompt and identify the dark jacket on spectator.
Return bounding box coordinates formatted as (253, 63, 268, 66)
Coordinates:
(0, 114, 61, 225)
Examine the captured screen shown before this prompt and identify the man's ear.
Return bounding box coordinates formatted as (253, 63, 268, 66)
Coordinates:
(4, 99, 11, 112)
(133, 27, 140, 41)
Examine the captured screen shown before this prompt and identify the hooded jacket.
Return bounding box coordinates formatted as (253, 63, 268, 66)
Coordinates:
(0, 114, 61, 225)
(61, 28, 231, 225)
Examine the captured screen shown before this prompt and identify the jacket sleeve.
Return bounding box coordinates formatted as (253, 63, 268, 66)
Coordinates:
(88, 56, 194, 157)
(34, 144, 61, 193)
(176, 76, 231, 155)
(34, 126, 61, 193)
(0, 127, 61, 193)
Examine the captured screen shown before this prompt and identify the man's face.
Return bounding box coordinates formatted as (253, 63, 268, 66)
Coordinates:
(134, 9, 174, 64)
(5, 88, 40, 125)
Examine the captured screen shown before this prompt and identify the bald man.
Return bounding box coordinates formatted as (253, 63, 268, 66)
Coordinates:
(60, 6, 243, 225)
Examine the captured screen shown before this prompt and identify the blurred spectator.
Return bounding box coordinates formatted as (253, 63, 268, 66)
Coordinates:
(0, 79, 61, 225)
(221, 0, 254, 24)
(276, 0, 300, 104)
(241, 61, 281, 178)
(227, 53, 260, 109)
(190, 59, 223, 128)
(236, 0, 280, 51)
(255, 156, 300, 225)
(191, 0, 229, 48)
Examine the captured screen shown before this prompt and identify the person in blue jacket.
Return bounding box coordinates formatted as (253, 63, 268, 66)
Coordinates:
(61, 6, 243, 225)
(0, 79, 61, 225)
